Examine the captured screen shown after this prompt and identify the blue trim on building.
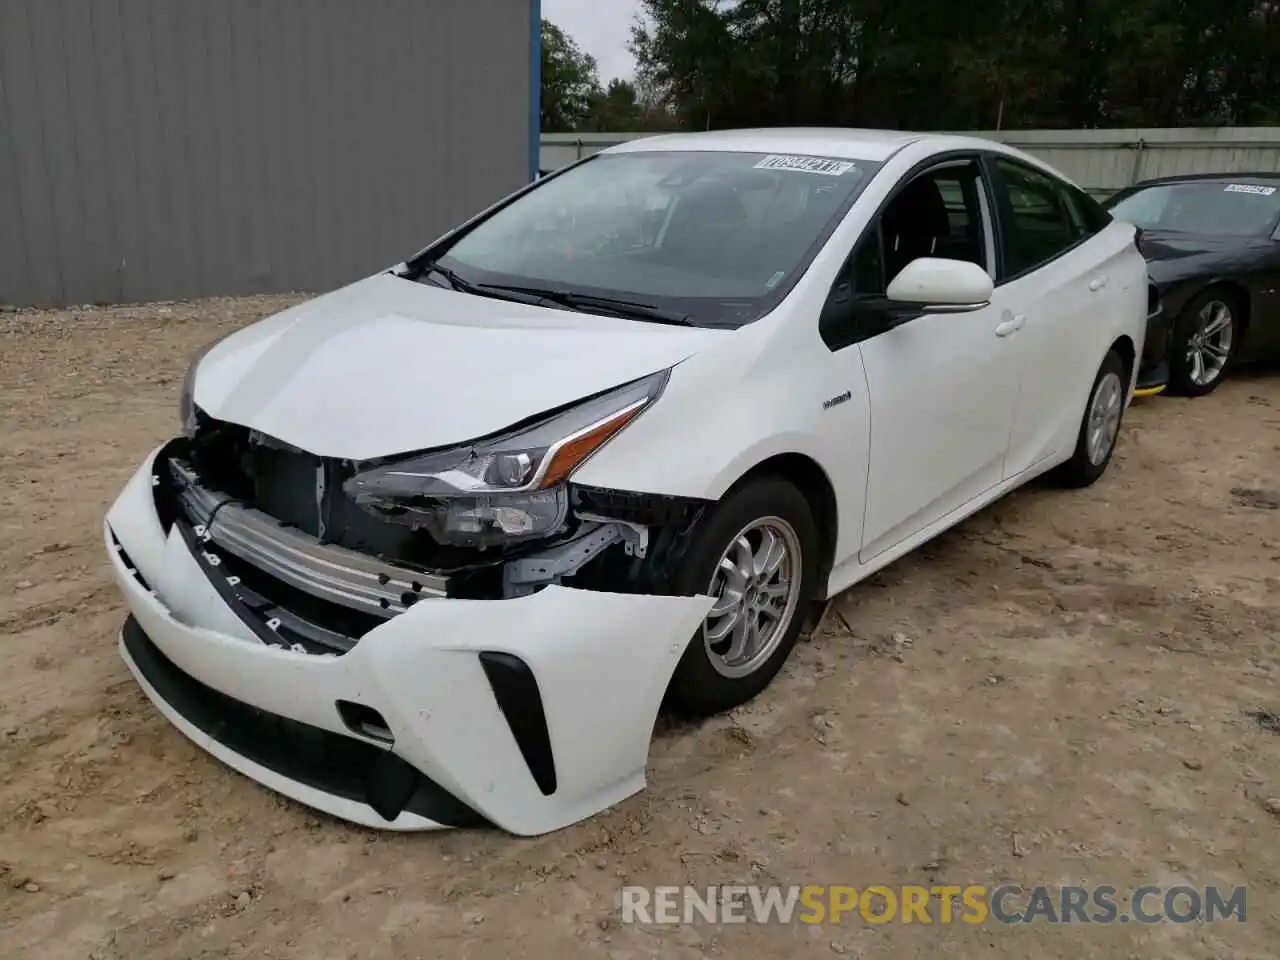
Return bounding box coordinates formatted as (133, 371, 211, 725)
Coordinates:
(529, 0, 541, 181)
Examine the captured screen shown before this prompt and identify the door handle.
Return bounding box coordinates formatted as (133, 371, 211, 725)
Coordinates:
(994, 314, 1025, 337)
(1088, 274, 1109, 292)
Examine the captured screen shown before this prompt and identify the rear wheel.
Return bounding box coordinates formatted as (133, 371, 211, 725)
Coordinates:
(1169, 288, 1239, 396)
(1050, 348, 1127, 488)
(665, 478, 818, 717)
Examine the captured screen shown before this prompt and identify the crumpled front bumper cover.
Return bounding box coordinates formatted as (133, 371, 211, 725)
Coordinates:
(106, 445, 714, 835)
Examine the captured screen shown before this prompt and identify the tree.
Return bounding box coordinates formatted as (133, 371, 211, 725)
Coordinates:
(586, 79, 647, 131)
(628, 0, 1280, 130)
(542, 21, 669, 132)
(541, 20, 602, 132)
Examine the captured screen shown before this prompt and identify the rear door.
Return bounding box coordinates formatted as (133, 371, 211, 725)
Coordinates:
(986, 156, 1134, 478)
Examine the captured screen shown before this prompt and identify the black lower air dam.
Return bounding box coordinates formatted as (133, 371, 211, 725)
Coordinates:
(478, 652, 558, 796)
(122, 615, 485, 826)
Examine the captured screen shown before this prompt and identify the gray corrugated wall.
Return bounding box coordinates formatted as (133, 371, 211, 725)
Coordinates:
(0, 0, 534, 307)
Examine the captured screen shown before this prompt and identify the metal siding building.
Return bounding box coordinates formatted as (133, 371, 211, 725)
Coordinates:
(0, 0, 539, 307)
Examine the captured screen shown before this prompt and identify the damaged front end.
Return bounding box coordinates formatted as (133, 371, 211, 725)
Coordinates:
(168, 370, 711, 655)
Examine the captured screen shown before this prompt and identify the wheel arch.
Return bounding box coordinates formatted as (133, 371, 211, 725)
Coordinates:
(1109, 333, 1136, 386)
(725, 452, 839, 599)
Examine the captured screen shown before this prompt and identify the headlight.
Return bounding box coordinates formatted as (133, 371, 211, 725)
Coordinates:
(179, 331, 234, 436)
(343, 370, 668, 547)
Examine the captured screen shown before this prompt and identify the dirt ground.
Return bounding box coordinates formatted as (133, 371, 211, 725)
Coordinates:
(1, 297, 1278, 960)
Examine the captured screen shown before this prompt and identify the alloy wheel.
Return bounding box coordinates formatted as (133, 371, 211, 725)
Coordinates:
(1186, 299, 1234, 387)
(1086, 370, 1124, 466)
(703, 517, 803, 680)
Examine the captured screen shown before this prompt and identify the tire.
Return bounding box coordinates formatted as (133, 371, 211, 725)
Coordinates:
(1168, 287, 1241, 397)
(665, 477, 819, 718)
(1050, 348, 1128, 489)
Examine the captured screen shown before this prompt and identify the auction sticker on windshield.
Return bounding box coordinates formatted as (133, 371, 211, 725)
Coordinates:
(755, 155, 856, 176)
(1223, 183, 1276, 196)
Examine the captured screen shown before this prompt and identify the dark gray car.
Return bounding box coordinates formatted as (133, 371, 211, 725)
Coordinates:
(1104, 173, 1280, 396)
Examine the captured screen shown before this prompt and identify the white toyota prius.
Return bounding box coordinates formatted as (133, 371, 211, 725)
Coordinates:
(106, 129, 1148, 836)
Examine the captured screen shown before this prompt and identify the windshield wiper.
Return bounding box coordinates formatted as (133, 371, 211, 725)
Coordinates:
(474, 284, 698, 327)
(412, 262, 573, 308)
(415, 262, 476, 293)
(410, 263, 700, 326)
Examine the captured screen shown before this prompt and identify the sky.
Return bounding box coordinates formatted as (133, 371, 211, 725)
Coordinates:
(543, 0, 643, 82)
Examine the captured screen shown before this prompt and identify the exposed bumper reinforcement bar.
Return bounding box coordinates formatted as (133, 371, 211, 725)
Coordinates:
(170, 457, 449, 617)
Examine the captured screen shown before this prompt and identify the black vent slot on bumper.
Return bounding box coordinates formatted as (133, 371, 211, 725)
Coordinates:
(109, 531, 153, 593)
(478, 652, 558, 796)
(122, 616, 484, 827)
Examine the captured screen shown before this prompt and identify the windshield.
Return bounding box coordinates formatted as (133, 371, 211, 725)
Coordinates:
(1106, 180, 1280, 238)
(426, 150, 878, 327)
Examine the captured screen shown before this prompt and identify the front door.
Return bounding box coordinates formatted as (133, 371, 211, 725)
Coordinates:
(845, 159, 1021, 562)
(858, 300, 1020, 562)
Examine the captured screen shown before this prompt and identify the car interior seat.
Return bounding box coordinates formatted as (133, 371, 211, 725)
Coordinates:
(882, 176, 951, 282)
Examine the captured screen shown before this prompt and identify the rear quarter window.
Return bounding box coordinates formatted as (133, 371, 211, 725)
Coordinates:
(1068, 187, 1112, 233)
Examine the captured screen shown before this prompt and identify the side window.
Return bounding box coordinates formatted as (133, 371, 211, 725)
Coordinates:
(926, 166, 988, 270)
(820, 158, 990, 350)
(994, 158, 1089, 277)
(880, 163, 988, 285)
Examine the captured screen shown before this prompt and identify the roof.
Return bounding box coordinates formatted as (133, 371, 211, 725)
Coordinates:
(602, 127, 928, 163)
(596, 127, 1074, 186)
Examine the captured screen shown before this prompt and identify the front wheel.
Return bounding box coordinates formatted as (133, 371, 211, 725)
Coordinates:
(1050, 348, 1128, 489)
(1169, 289, 1239, 396)
(665, 477, 818, 717)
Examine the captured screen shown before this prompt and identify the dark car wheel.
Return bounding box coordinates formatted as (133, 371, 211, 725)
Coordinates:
(665, 477, 819, 718)
(1169, 287, 1240, 397)
(1051, 348, 1128, 489)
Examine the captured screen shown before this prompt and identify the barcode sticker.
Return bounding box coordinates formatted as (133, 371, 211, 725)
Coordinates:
(1224, 183, 1276, 196)
(755, 154, 856, 176)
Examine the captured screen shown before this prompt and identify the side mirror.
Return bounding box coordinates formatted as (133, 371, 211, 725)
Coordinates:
(886, 257, 994, 312)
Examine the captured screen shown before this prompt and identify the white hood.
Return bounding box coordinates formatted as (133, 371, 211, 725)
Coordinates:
(192, 274, 723, 460)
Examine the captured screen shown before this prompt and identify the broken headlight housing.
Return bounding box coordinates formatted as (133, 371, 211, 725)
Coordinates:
(343, 370, 669, 548)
